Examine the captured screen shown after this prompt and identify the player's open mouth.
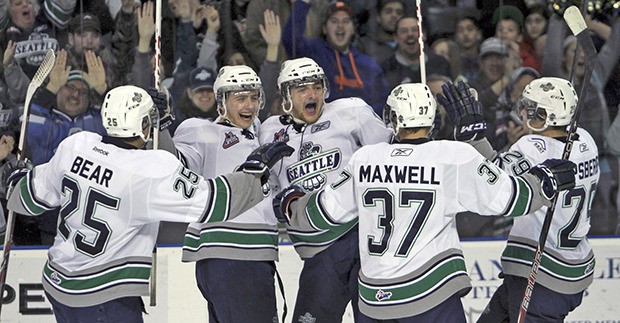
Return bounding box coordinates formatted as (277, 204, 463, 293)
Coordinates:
(239, 113, 253, 120)
(304, 103, 317, 113)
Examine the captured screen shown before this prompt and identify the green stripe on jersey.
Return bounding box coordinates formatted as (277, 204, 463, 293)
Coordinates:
(183, 230, 278, 249)
(503, 244, 595, 279)
(43, 261, 150, 292)
(207, 177, 230, 223)
(508, 177, 532, 217)
(19, 176, 49, 215)
(358, 257, 467, 304)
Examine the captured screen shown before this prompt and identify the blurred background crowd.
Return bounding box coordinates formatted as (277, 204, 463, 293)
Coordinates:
(0, 0, 618, 245)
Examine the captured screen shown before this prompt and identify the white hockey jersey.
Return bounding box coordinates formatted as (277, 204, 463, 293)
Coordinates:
(174, 118, 279, 262)
(498, 128, 598, 294)
(7, 132, 264, 307)
(288, 139, 544, 319)
(259, 98, 393, 258)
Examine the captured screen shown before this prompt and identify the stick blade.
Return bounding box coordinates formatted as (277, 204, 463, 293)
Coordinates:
(564, 6, 587, 36)
(32, 49, 56, 85)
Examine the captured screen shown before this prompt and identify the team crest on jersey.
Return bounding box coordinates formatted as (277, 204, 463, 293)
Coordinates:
(391, 148, 413, 156)
(273, 129, 289, 143)
(310, 121, 330, 133)
(50, 271, 62, 285)
(528, 137, 547, 153)
(222, 131, 240, 148)
(375, 289, 393, 301)
(286, 142, 341, 191)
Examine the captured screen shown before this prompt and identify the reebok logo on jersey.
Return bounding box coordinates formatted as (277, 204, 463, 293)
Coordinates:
(579, 143, 589, 152)
(310, 121, 330, 133)
(222, 131, 240, 149)
(391, 148, 413, 156)
(375, 289, 393, 301)
(92, 146, 109, 156)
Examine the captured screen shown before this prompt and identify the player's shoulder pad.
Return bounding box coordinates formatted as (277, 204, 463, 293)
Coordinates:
(326, 97, 376, 115)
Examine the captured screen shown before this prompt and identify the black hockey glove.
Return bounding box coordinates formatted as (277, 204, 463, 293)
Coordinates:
(528, 158, 576, 200)
(2, 159, 33, 189)
(147, 87, 175, 131)
(237, 142, 295, 185)
(436, 81, 487, 142)
(272, 185, 305, 224)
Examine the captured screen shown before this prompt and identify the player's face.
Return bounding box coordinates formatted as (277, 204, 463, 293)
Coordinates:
(323, 11, 354, 52)
(188, 88, 216, 113)
(69, 30, 102, 55)
(378, 2, 404, 33)
(396, 18, 420, 56)
(57, 80, 89, 117)
(223, 89, 260, 129)
(290, 81, 325, 124)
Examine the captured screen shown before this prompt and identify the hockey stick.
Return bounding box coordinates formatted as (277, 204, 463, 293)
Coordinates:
(516, 6, 597, 323)
(415, 0, 426, 84)
(0, 49, 56, 314)
(149, 0, 163, 307)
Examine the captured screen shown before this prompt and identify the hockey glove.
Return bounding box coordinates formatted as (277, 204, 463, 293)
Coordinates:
(147, 87, 175, 131)
(528, 158, 576, 200)
(2, 159, 33, 189)
(436, 81, 487, 142)
(237, 142, 295, 185)
(272, 185, 305, 224)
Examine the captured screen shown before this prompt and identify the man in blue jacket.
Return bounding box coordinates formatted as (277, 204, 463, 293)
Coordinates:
(283, 0, 389, 115)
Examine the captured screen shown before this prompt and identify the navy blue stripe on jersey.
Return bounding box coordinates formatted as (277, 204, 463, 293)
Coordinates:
(500, 176, 519, 216)
(312, 191, 343, 227)
(221, 176, 232, 222)
(178, 151, 188, 168)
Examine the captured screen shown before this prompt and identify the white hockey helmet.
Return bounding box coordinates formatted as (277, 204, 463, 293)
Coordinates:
(384, 83, 437, 135)
(213, 65, 264, 112)
(517, 77, 577, 131)
(101, 85, 157, 142)
(278, 57, 329, 114)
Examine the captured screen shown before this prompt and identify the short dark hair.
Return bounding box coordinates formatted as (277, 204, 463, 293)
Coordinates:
(377, 0, 406, 12)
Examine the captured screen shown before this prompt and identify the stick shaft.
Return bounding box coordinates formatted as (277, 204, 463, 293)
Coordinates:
(517, 6, 596, 322)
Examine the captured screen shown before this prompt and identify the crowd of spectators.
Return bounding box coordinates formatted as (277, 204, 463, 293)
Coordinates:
(0, 0, 618, 244)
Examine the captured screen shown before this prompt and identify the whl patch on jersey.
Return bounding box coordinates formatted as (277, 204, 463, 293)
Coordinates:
(390, 148, 413, 156)
(272, 128, 289, 143)
(375, 289, 393, 301)
(222, 131, 240, 148)
(50, 271, 62, 285)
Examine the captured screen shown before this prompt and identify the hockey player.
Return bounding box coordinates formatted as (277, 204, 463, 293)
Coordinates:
(273, 83, 577, 321)
(3, 85, 293, 323)
(259, 57, 393, 322)
(436, 79, 598, 322)
(173, 65, 281, 322)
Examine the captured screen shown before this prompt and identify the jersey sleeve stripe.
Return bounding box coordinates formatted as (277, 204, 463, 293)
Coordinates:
(198, 179, 216, 223)
(202, 177, 231, 223)
(305, 191, 343, 230)
(19, 173, 55, 215)
(505, 176, 533, 217)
